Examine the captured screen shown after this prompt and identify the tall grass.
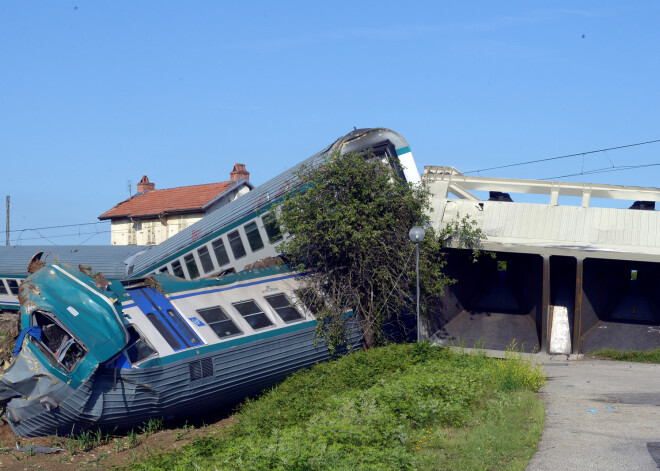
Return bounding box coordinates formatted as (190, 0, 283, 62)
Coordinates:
(590, 348, 660, 363)
(132, 342, 545, 471)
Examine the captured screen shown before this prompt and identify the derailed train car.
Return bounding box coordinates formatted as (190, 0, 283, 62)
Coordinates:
(0, 128, 418, 437)
(1, 261, 361, 437)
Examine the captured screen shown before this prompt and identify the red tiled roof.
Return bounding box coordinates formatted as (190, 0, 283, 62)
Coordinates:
(99, 181, 239, 220)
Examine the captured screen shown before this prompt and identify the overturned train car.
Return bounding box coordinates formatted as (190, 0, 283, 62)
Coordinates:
(0, 262, 360, 437)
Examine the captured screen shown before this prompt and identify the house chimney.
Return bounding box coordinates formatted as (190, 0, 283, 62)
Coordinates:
(230, 164, 249, 182)
(137, 175, 155, 193)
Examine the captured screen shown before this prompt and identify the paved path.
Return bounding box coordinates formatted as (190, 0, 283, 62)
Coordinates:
(527, 358, 660, 471)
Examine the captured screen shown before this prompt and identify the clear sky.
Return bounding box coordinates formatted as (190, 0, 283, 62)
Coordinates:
(2, 1, 659, 245)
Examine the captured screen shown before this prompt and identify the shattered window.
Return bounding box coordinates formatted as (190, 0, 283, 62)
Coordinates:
(125, 326, 156, 364)
(244, 222, 264, 252)
(265, 294, 304, 323)
(228, 230, 247, 259)
(197, 246, 215, 273)
(197, 306, 242, 339)
(262, 213, 282, 243)
(146, 312, 181, 350)
(6, 279, 19, 295)
(0, 280, 7, 295)
(232, 300, 273, 330)
(171, 260, 185, 279)
(184, 254, 200, 279)
(33, 311, 86, 372)
(212, 238, 230, 267)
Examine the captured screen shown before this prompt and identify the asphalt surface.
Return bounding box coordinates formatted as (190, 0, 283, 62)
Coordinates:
(526, 357, 660, 471)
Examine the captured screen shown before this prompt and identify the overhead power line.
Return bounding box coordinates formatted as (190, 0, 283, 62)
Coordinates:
(464, 138, 660, 174)
(8, 220, 109, 234)
(541, 163, 660, 181)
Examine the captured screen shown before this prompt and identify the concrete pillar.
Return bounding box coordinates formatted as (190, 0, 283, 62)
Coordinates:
(573, 258, 584, 354)
(541, 255, 550, 352)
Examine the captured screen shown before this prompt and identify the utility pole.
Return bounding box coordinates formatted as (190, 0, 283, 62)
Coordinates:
(5, 196, 9, 246)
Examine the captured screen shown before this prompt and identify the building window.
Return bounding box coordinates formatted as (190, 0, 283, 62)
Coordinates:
(244, 221, 264, 252)
(228, 230, 247, 259)
(232, 300, 273, 330)
(262, 213, 282, 243)
(184, 254, 200, 279)
(212, 238, 230, 267)
(265, 294, 304, 323)
(197, 306, 243, 339)
(171, 260, 185, 279)
(6, 279, 19, 295)
(197, 246, 215, 273)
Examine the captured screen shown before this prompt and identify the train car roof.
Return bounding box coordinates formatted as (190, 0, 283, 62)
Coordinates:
(127, 128, 413, 278)
(0, 245, 150, 278)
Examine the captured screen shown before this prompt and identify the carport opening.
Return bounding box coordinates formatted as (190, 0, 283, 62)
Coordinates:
(427, 249, 542, 352)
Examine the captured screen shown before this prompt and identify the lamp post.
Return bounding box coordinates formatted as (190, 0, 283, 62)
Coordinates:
(409, 226, 425, 342)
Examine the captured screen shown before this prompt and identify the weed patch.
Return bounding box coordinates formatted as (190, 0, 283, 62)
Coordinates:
(589, 348, 660, 363)
(131, 343, 545, 470)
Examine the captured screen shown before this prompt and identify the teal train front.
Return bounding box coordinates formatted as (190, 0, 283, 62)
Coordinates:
(0, 262, 360, 437)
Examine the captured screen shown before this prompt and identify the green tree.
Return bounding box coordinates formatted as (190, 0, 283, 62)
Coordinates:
(276, 150, 481, 349)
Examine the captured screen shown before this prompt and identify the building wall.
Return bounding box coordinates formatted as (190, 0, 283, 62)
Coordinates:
(111, 213, 205, 245)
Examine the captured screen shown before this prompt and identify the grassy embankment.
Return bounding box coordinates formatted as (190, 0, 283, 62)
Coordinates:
(130, 342, 546, 471)
(590, 348, 660, 363)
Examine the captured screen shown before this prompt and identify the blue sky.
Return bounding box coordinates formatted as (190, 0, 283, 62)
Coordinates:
(1, 1, 659, 245)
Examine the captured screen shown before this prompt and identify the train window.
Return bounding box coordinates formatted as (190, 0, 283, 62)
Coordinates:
(171, 260, 185, 279)
(159, 266, 170, 274)
(197, 246, 215, 273)
(166, 309, 201, 346)
(33, 310, 86, 372)
(125, 326, 157, 364)
(244, 222, 264, 252)
(262, 213, 282, 242)
(6, 280, 19, 295)
(232, 300, 273, 330)
(197, 306, 242, 339)
(0, 280, 7, 295)
(295, 288, 324, 315)
(228, 230, 247, 259)
(212, 238, 230, 266)
(184, 254, 200, 279)
(146, 312, 181, 350)
(265, 294, 304, 323)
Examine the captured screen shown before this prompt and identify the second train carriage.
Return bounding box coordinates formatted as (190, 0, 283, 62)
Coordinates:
(0, 127, 419, 311)
(0, 261, 362, 437)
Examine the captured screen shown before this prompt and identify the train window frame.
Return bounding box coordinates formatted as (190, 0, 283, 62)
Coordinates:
(0, 279, 7, 295)
(145, 312, 182, 350)
(158, 266, 170, 275)
(262, 213, 283, 243)
(244, 221, 265, 252)
(171, 260, 185, 279)
(196, 306, 243, 340)
(6, 279, 19, 296)
(264, 293, 305, 323)
(197, 246, 215, 274)
(212, 238, 231, 267)
(31, 310, 88, 373)
(232, 300, 274, 330)
(124, 325, 157, 365)
(228, 230, 247, 260)
(184, 253, 200, 279)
